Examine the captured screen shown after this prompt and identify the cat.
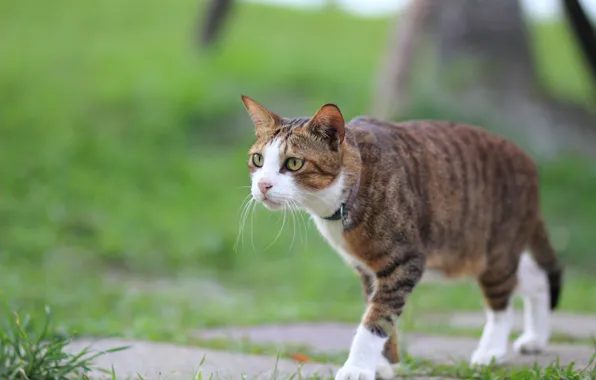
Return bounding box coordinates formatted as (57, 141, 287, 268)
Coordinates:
(240, 95, 563, 380)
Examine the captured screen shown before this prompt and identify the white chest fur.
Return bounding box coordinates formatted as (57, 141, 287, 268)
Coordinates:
(303, 171, 369, 272)
(313, 218, 365, 269)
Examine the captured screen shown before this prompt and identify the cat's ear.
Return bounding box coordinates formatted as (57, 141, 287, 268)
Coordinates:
(308, 103, 345, 144)
(241, 95, 281, 135)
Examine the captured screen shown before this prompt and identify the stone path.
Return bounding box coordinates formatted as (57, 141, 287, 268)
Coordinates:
(67, 338, 337, 379)
(420, 311, 596, 340)
(69, 312, 596, 379)
(196, 322, 596, 368)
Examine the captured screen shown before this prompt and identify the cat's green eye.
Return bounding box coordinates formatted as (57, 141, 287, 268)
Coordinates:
(252, 153, 264, 167)
(285, 157, 304, 171)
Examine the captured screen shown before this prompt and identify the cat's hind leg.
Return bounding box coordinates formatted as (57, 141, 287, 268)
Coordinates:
(471, 255, 519, 365)
(513, 252, 551, 354)
(514, 219, 562, 354)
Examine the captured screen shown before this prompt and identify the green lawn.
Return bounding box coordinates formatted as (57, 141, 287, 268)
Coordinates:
(0, 0, 595, 352)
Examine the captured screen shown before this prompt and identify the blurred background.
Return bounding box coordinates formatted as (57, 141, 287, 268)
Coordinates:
(1, 0, 595, 343)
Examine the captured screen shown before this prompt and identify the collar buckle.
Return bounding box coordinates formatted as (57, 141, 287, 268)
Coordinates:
(321, 176, 360, 222)
(322, 203, 345, 221)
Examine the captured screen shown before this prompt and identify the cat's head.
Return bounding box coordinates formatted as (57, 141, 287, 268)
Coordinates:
(241, 95, 347, 216)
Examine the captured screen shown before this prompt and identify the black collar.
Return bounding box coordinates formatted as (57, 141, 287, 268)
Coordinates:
(322, 177, 360, 222)
(323, 204, 345, 221)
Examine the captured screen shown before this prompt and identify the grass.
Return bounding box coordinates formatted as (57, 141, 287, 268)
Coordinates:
(398, 354, 596, 380)
(0, 0, 596, 365)
(0, 299, 128, 379)
(1, 301, 593, 379)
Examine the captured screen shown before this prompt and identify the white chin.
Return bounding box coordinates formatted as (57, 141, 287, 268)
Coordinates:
(262, 199, 283, 210)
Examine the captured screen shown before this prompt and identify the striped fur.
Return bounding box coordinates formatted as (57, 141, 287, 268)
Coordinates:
(241, 96, 563, 370)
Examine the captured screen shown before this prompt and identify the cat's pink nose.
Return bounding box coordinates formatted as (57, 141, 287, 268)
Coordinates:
(258, 181, 273, 194)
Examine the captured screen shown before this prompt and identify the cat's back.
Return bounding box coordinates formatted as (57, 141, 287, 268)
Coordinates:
(347, 116, 537, 178)
(347, 116, 540, 277)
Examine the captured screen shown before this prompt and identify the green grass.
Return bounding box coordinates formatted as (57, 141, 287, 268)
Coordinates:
(0, 0, 595, 361)
(398, 355, 596, 380)
(0, 300, 128, 379)
(1, 302, 592, 380)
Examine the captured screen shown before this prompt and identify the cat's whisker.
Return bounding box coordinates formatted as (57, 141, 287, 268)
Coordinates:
(243, 197, 255, 220)
(294, 200, 306, 247)
(295, 199, 309, 247)
(265, 202, 288, 250)
(287, 199, 301, 250)
(290, 198, 308, 245)
(235, 196, 255, 251)
(244, 198, 257, 247)
(249, 199, 258, 252)
(234, 196, 251, 251)
(236, 193, 253, 215)
(287, 202, 297, 251)
(300, 189, 335, 204)
(297, 191, 336, 213)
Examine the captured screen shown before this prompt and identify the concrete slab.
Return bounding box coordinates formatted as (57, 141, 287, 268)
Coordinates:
(404, 334, 595, 368)
(198, 323, 355, 353)
(68, 313, 596, 379)
(421, 311, 596, 340)
(67, 338, 337, 379)
(196, 323, 596, 368)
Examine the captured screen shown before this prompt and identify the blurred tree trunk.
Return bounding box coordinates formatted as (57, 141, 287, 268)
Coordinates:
(372, 0, 432, 118)
(199, 0, 235, 48)
(562, 0, 596, 94)
(430, 0, 596, 157)
(432, 0, 538, 93)
(325, 0, 340, 10)
(375, 0, 596, 157)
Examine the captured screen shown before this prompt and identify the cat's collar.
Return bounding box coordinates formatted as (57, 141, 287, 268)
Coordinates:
(322, 204, 345, 221)
(322, 177, 360, 222)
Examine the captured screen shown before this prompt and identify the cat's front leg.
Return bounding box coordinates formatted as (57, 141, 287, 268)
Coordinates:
(354, 265, 374, 302)
(336, 250, 424, 380)
(353, 265, 399, 378)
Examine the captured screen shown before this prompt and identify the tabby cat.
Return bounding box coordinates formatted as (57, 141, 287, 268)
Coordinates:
(240, 95, 563, 380)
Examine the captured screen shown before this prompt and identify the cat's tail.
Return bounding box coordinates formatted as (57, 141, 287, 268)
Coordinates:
(529, 218, 563, 310)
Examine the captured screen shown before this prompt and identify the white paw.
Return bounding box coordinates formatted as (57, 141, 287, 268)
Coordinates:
(376, 356, 394, 379)
(335, 365, 376, 380)
(513, 333, 547, 354)
(470, 348, 508, 366)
